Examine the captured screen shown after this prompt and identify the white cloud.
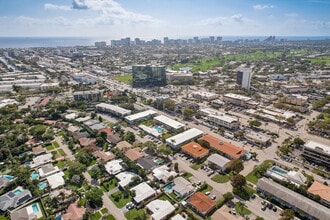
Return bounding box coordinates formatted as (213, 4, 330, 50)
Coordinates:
(15, 16, 71, 26)
(197, 14, 247, 26)
(285, 13, 298, 17)
(253, 4, 275, 10)
(44, 3, 71, 11)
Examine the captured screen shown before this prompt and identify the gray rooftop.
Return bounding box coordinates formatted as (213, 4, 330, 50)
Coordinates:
(257, 178, 329, 220)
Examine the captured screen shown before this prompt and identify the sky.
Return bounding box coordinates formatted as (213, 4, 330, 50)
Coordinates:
(0, 0, 329, 39)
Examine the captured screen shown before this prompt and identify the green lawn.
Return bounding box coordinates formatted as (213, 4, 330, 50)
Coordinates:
(190, 163, 203, 170)
(51, 151, 61, 159)
(124, 208, 148, 220)
(110, 191, 132, 208)
(211, 174, 230, 183)
(113, 74, 132, 84)
(90, 211, 102, 220)
(245, 160, 274, 184)
(158, 193, 175, 204)
(0, 215, 8, 220)
(52, 141, 60, 148)
(307, 55, 330, 65)
(101, 208, 108, 214)
(45, 145, 54, 150)
(235, 203, 252, 216)
(200, 183, 213, 194)
(101, 179, 118, 192)
(181, 172, 193, 179)
(55, 160, 68, 168)
(58, 149, 66, 156)
(103, 215, 115, 220)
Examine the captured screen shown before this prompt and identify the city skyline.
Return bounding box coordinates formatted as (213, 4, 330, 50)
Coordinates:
(0, 0, 329, 38)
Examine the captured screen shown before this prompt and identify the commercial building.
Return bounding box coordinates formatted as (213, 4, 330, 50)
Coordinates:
(223, 93, 259, 108)
(125, 109, 157, 124)
(191, 91, 218, 100)
(236, 68, 252, 89)
(154, 115, 185, 131)
(181, 142, 209, 160)
(166, 128, 204, 149)
(257, 178, 329, 220)
(199, 134, 246, 160)
(73, 90, 102, 101)
(146, 199, 176, 220)
(96, 103, 132, 117)
(206, 154, 230, 173)
(280, 84, 309, 93)
(284, 94, 308, 106)
(245, 130, 271, 146)
(132, 65, 166, 88)
(187, 192, 216, 217)
(199, 108, 239, 130)
(302, 141, 330, 169)
(131, 182, 156, 204)
(94, 41, 106, 47)
(166, 72, 194, 84)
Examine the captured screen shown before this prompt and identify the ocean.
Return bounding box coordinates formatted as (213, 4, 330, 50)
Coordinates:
(0, 37, 96, 49)
(0, 36, 329, 49)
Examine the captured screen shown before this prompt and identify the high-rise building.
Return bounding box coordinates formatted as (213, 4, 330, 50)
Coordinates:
(236, 68, 252, 89)
(132, 65, 166, 88)
(94, 41, 106, 48)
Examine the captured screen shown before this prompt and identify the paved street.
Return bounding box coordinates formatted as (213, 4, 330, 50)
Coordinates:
(54, 136, 75, 160)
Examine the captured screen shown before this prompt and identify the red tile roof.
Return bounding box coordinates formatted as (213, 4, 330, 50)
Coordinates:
(125, 148, 144, 161)
(181, 142, 209, 158)
(98, 127, 113, 135)
(62, 201, 86, 220)
(187, 192, 216, 215)
(308, 181, 330, 202)
(199, 134, 246, 159)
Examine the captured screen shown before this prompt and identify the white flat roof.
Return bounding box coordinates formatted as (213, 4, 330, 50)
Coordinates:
(209, 114, 238, 123)
(46, 172, 65, 189)
(105, 159, 123, 175)
(115, 171, 138, 188)
(166, 128, 204, 147)
(125, 110, 157, 122)
(154, 115, 184, 129)
(305, 141, 330, 155)
(146, 199, 175, 220)
(132, 182, 156, 203)
(96, 103, 131, 115)
(224, 93, 251, 101)
(138, 125, 161, 138)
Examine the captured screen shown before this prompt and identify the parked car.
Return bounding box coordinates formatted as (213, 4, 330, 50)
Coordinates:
(205, 191, 211, 195)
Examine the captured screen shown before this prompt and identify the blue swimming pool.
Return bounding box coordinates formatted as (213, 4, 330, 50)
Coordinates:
(32, 203, 39, 212)
(153, 125, 164, 133)
(164, 183, 173, 192)
(3, 175, 14, 180)
(272, 167, 287, 175)
(13, 189, 22, 195)
(39, 182, 47, 190)
(55, 216, 62, 220)
(31, 171, 39, 180)
(25, 161, 31, 167)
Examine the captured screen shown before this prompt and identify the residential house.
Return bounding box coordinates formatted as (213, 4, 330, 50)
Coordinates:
(172, 177, 194, 198)
(131, 182, 156, 204)
(62, 201, 86, 220)
(146, 199, 175, 220)
(187, 192, 216, 217)
(0, 187, 32, 211)
(152, 165, 177, 183)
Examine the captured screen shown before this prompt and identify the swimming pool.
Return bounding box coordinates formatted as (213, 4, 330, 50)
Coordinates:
(245, 152, 251, 159)
(272, 167, 287, 175)
(31, 171, 39, 180)
(25, 161, 31, 167)
(13, 189, 22, 195)
(3, 175, 14, 180)
(32, 203, 39, 212)
(39, 182, 47, 190)
(164, 183, 174, 192)
(153, 125, 164, 133)
(55, 216, 62, 220)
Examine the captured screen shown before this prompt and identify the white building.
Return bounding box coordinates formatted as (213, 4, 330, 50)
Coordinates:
(166, 128, 204, 149)
(154, 115, 184, 131)
(96, 103, 131, 117)
(191, 91, 218, 100)
(206, 154, 230, 173)
(172, 177, 194, 198)
(200, 108, 239, 130)
(152, 165, 177, 183)
(223, 93, 259, 108)
(31, 153, 53, 168)
(125, 110, 157, 124)
(146, 199, 175, 220)
(237, 67, 252, 89)
(46, 172, 65, 189)
(302, 141, 330, 169)
(105, 159, 124, 175)
(40, 83, 59, 90)
(138, 124, 161, 138)
(131, 182, 156, 204)
(115, 171, 138, 188)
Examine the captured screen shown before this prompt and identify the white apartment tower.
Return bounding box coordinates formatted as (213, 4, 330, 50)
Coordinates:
(237, 68, 252, 89)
